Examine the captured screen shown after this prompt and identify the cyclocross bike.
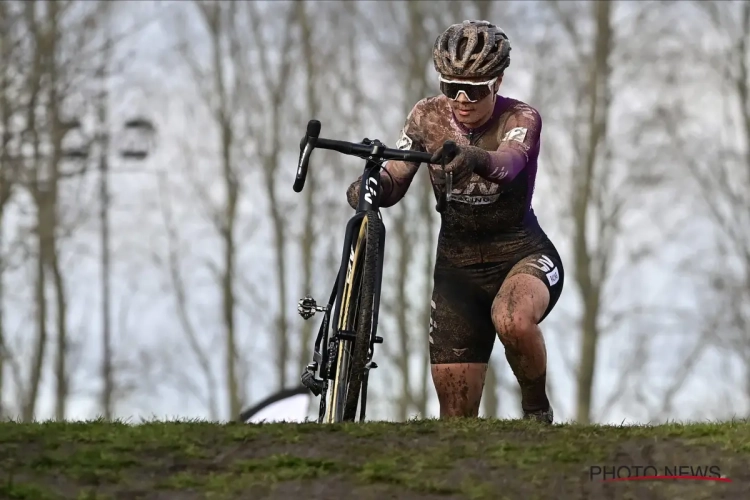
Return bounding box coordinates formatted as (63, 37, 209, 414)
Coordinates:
(293, 119, 456, 423)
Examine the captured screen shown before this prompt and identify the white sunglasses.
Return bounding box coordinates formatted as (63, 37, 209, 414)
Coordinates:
(438, 75, 498, 102)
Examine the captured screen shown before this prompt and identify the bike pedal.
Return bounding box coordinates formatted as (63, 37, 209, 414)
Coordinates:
(373, 336, 383, 344)
(298, 295, 328, 320)
(297, 296, 316, 320)
(365, 361, 378, 370)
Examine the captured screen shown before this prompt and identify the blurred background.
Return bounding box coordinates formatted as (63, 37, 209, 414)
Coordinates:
(0, 0, 747, 425)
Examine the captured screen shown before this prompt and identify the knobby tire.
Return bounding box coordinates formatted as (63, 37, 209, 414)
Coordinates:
(332, 210, 380, 423)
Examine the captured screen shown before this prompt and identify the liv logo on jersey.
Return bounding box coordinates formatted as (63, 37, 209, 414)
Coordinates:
(527, 255, 560, 286)
(449, 179, 501, 205)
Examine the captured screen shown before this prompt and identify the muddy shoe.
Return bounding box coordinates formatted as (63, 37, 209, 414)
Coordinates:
(523, 406, 554, 425)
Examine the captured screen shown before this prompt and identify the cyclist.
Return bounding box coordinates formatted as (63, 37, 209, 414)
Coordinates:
(346, 20, 563, 424)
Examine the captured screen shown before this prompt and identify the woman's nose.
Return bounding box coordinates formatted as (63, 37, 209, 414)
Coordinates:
(455, 91, 470, 103)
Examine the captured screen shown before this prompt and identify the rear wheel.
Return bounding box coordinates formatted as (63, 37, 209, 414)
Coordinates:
(326, 210, 380, 423)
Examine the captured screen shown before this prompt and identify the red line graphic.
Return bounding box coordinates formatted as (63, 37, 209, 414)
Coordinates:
(602, 475, 732, 483)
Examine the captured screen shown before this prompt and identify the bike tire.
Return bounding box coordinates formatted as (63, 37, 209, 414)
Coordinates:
(237, 385, 309, 423)
(342, 210, 380, 421)
(327, 210, 380, 423)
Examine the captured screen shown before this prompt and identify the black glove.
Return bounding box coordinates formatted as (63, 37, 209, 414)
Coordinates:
(430, 142, 490, 190)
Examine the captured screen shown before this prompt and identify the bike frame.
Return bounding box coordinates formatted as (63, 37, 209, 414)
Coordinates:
(294, 120, 454, 423)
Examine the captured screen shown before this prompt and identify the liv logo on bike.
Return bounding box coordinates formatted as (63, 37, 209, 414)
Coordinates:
(364, 176, 378, 204)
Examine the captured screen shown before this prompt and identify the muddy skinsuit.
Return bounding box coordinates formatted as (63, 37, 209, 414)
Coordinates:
(346, 94, 564, 365)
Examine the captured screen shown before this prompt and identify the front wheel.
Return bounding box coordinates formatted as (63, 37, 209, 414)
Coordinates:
(327, 210, 380, 423)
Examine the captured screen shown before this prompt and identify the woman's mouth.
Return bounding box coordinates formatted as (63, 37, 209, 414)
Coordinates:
(457, 109, 473, 117)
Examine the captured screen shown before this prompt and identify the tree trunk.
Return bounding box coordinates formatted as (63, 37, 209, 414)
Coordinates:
(574, 0, 612, 424)
(0, 4, 12, 417)
(41, 0, 72, 422)
(22, 3, 47, 420)
(393, 204, 411, 420)
(297, 0, 320, 374)
(26, 194, 49, 422)
(247, 3, 298, 391)
(207, 3, 240, 419)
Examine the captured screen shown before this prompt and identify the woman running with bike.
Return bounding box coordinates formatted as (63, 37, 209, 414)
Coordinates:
(346, 20, 564, 424)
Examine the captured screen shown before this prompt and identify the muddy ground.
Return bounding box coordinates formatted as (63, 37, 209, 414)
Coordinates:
(0, 418, 747, 499)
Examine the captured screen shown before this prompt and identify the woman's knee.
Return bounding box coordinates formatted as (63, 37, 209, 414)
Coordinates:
(491, 300, 537, 347)
(491, 274, 550, 346)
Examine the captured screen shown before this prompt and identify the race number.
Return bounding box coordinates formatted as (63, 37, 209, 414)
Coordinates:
(502, 127, 527, 144)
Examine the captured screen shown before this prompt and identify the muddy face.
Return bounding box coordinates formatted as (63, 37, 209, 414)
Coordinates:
(445, 75, 503, 129)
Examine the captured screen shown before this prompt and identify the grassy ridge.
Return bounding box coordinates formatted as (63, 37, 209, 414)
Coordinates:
(0, 418, 748, 499)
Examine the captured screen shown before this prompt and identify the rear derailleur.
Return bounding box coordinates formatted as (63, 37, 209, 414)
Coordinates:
(297, 294, 382, 398)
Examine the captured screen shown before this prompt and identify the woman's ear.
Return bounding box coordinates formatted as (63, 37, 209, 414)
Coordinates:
(495, 75, 503, 91)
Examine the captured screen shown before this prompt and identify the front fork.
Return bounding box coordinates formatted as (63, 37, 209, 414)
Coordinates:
(299, 195, 387, 423)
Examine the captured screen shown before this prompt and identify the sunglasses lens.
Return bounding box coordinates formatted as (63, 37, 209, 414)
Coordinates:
(439, 81, 493, 102)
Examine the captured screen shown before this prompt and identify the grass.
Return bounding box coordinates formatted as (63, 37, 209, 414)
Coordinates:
(0, 417, 748, 499)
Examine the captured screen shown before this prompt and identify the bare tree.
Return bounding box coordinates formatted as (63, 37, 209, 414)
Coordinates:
(168, 0, 302, 417)
(20, 0, 91, 421)
(568, 0, 615, 425)
(170, 0, 246, 419)
(529, 0, 686, 423)
(241, 2, 299, 390)
(296, 0, 321, 376)
(0, 0, 22, 418)
(658, 1, 750, 415)
(294, 1, 368, 376)
(2, 0, 153, 421)
(18, 0, 52, 421)
(44, 0, 73, 422)
(693, 1, 750, 408)
(155, 171, 220, 420)
(94, 13, 116, 420)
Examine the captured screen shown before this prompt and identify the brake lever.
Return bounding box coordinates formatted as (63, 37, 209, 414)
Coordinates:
(294, 120, 321, 193)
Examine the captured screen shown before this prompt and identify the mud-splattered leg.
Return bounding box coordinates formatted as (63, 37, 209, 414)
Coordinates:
(430, 363, 487, 417)
(492, 273, 551, 414)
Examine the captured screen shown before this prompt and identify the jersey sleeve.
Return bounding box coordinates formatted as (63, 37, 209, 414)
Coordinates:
(346, 101, 427, 209)
(395, 104, 428, 154)
(498, 103, 542, 160)
(476, 103, 542, 184)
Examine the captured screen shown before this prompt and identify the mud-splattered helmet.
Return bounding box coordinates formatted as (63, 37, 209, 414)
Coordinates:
(433, 20, 511, 79)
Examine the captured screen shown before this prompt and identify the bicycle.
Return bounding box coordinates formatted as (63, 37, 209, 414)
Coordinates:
(293, 119, 456, 423)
